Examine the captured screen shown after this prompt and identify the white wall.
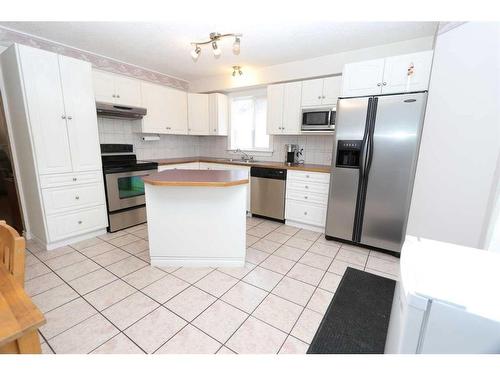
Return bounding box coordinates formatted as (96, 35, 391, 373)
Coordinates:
(407, 22, 500, 250)
(190, 36, 435, 93)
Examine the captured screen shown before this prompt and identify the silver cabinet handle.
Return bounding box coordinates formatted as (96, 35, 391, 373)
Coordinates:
(61, 115, 66, 119)
(72, 177, 77, 181)
(322, 96, 326, 99)
(67, 116, 73, 120)
(304, 212, 308, 215)
(304, 196, 308, 199)
(305, 185, 309, 189)
(306, 175, 310, 178)
(75, 196, 80, 200)
(77, 220, 82, 224)
(317, 96, 321, 99)
(116, 94, 120, 98)
(377, 83, 381, 87)
(382, 82, 387, 86)
(112, 94, 116, 98)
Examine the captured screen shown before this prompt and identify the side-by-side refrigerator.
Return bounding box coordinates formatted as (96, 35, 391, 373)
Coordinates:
(325, 92, 427, 253)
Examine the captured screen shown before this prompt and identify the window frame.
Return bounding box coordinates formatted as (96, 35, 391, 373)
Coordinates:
(227, 88, 273, 154)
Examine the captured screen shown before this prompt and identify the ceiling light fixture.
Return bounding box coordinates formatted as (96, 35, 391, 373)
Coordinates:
(190, 46, 201, 61)
(232, 65, 243, 77)
(190, 32, 242, 61)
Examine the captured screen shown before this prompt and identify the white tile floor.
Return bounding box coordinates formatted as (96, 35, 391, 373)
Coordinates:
(25, 217, 400, 354)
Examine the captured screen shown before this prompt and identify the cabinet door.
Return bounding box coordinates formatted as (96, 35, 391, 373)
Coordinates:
(382, 51, 433, 94)
(165, 88, 188, 134)
(341, 58, 385, 97)
(322, 76, 342, 105)
(301, 78, 324, 107)
(92, 70, 116, 103)
(59, 56, 102, 172)
(209, 93, 228, 136)
(188, 93, 210, 135)
(114, 75, 142, 107)
(18, 45, 73, 175)
(282, 82, 302, 134)
(266, 84, 284, 135)
(141, 82, 169, 133)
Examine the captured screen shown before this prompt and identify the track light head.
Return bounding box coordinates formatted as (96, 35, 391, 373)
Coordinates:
(232, 37, 241, 55)
(190, 45, 201, 61)
(212, 41, 221, 57)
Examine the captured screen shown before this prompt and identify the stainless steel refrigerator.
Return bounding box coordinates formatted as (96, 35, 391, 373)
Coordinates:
(325, 92, 427, 253)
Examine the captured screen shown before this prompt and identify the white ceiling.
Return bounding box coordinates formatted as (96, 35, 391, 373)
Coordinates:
(0, 21, 438, 81)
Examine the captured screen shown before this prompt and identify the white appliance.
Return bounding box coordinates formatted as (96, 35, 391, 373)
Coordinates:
(385, 236, 500, 353)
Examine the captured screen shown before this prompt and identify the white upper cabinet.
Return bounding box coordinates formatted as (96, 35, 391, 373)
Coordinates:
(165, 87, 188, 134)
(188, 93, 210, 135)
(266, 84, 284, 135)
(322, 76, 342, 105)
(301, 78, 324, 107)
(301, 77, 341, 107)
(381, 51, 434, 94)
(92, 70, 142, 107)
(341, 51, 434, 97)
(341, 58, 386, 97)
(140, 82, 188, 135)
(59, 55, 101, 172)
(267, 82, 302, 135)
(282, 82, 302, 134)
(18, 46, 73, 175)
(208, 93, 228, 136)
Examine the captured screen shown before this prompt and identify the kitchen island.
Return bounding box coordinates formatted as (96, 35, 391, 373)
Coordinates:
(142, 169, 249, 267)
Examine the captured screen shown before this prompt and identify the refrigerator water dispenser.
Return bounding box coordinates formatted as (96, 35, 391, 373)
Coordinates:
(335, 140, 362, 168)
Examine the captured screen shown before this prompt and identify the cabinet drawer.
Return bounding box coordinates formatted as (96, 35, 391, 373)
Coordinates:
(40, 171, 102, 188)
(42, 182, 106, 215)
(286, 189, 328, 206)
(287, 170, 330, 184)
(285, 200, 327, 227)
(287, 180, 330, 195)
(46, 205, 108, 242)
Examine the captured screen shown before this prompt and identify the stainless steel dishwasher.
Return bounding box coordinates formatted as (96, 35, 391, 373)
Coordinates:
(250, 167, 287, 222)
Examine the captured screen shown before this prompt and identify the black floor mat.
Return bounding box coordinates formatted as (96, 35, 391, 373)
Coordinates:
(307, 267, 396, 354)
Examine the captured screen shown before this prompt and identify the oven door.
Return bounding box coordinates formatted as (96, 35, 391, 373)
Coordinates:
(105, 169, 154, 212)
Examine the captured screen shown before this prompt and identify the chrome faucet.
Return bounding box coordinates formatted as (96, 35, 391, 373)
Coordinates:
(234, 148, 254, 162)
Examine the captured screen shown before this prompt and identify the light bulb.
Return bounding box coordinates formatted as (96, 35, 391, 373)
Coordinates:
(190, 46, 200, 61)
(212, 41, 221, 57)
(232, 37, 240, 55)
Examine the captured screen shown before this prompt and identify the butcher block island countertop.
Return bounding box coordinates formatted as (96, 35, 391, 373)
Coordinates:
(145, 156, 331, 173)
(143, 169, 249, 187)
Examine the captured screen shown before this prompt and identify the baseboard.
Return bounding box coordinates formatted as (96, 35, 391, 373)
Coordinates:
(285, 219, 325, 233)
(150, 256, 245, 268)
(43, 228, 107, 251)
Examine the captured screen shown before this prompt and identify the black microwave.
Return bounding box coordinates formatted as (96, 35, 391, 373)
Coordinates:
(301, 107, 336, 132)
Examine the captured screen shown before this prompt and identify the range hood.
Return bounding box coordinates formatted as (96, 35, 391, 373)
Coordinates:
(96, 102, 147, 119)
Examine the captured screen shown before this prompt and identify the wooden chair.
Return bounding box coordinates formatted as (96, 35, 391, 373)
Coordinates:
(0, 220, 45, 354)
(0, 220, 26, 287)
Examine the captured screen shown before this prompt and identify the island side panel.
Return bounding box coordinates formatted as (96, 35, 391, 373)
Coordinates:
(145, 184, 247, 267)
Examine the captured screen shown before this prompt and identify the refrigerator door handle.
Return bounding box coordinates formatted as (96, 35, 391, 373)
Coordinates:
(352, 98, 373, 242)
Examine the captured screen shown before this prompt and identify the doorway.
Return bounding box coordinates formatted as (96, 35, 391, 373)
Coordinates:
(0, 92, 24, 234)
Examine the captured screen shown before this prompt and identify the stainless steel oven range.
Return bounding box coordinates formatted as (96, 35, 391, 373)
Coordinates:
(101, 144, 158, 232)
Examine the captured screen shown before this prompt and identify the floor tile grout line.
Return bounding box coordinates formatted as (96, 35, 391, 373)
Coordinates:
(28, 219, 399, 354)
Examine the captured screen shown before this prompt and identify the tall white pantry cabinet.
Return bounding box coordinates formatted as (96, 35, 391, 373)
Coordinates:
(0, 44, 108, 250)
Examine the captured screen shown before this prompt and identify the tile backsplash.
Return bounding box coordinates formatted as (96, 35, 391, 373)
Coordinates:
(97, 117, 334, 165)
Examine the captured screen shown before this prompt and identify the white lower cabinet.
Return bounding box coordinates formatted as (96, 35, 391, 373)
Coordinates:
(158, 162, 200, 171)
(285, 170, 330, 231)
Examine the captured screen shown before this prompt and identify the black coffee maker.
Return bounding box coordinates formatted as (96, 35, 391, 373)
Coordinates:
(285, 144, 300, 165)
